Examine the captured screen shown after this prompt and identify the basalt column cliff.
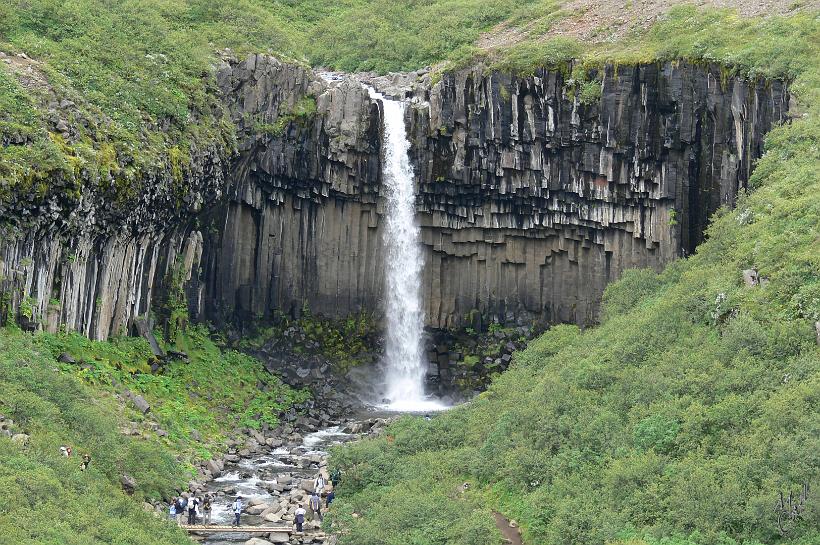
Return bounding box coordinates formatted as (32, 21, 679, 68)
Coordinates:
(199, 56, 788, 329)
(0, 56, 788, 337)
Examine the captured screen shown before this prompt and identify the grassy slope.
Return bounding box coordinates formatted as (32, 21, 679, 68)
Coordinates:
(0, 325, 308, 544)
(330, 112, 820, 544)
(0, 331, 189, 545)
(325, 8, 820, 545)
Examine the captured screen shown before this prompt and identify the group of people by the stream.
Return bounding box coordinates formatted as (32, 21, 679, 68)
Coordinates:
(169, 494, 215, 525)
(169, 471, 340, 534)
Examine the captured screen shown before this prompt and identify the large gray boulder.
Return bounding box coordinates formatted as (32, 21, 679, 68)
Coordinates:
(206, 459, 221, 478)
(246, 503, 268, 515)
(125, 391, 150, 414)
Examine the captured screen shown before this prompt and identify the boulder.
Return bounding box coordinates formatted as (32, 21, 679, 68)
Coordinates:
(263, 511, 282, 522)
(300, 479, 315, 493)
(246, 503, 268, 515)
(268, 533, 290, 543)
(120, 474, 137, 494)
(129, 393, 151, 414)
(206, 459, 221, 478)
(742, 269, 759, 287)
(11, 433, 29, 446)
(57, 352, 76, 364)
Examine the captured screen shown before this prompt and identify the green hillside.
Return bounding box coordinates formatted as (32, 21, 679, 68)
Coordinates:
(0, 326, 308, 544)
(1, 2, 819, 545)
(327, 28, 820, 543)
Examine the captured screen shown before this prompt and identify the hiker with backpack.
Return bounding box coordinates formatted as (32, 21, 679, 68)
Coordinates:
(176, 497, 187, 525)
(314, 474, 326, 495)
(202, 494, 213, 525)
(187, 495, 199, 525)
(232, 496, 243, 527)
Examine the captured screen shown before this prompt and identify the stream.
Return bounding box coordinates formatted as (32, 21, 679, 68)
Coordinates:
(195, 425, 356, 545)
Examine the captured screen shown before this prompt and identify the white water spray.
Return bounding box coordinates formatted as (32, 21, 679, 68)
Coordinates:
(367, 87, 445, 412)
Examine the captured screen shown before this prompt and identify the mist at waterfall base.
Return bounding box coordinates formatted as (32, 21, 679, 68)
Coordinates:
(366, 87, 448, 413)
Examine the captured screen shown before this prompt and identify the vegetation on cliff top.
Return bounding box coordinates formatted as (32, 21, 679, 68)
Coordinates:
(1, 2, 816, 200)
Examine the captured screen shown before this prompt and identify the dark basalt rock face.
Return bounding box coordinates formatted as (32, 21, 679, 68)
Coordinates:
(0, 55, 788, 338)
(198, 57, 788, 330)
(405, 62, 788, 327)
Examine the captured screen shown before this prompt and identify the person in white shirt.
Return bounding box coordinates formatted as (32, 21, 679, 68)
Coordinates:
(314, 475, 326, 495)
(294, 506, 307, 533)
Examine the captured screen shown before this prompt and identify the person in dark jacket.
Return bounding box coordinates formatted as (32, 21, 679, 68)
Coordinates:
(326, 490, 335, 507)
(202, 495, 213, 525)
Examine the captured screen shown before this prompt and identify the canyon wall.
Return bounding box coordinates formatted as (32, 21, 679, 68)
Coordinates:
(199, 57, 788, 330)
(0, 55, 788, 337)
(0, 139, 226, 339)
(406, 63, 789, 327)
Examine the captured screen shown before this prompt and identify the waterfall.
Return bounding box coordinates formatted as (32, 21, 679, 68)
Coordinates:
(367, 87, 444, 412)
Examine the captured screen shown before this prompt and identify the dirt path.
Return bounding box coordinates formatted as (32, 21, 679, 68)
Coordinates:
(493, 511, 523, 545)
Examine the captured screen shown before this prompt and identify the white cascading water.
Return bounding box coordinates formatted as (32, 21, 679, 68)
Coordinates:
(367, 87, 445, 412)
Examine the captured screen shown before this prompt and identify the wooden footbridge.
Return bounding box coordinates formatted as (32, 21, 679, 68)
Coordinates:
(181, 524, 327, 538)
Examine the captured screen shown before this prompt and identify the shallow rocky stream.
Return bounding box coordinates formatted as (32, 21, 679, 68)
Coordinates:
(186, 413, 396, 545)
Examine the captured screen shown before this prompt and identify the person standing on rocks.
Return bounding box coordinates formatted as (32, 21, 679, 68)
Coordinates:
(294, 505, 306, 533)
(175, 497, 187, 525)
(202, 494, 212, 525)
(231, 496, 243, 527)
(187, 495, 199, 525)
(168, 498, 177, 522)
(310, 492, 323, 521)
(326, 490, 335, 507)
(314, 474, 326, 496)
